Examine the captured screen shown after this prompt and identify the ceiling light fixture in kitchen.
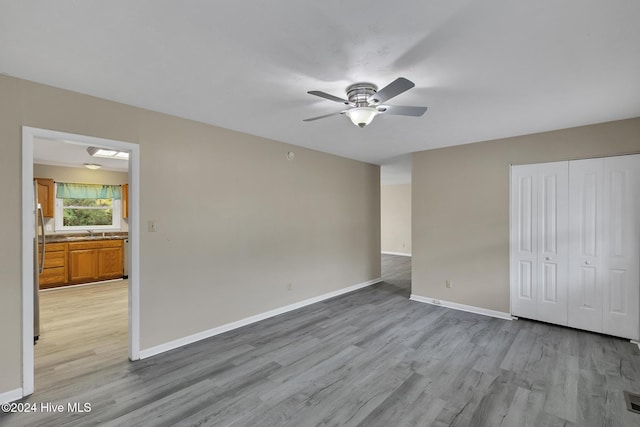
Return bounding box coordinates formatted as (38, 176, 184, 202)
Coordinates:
(87, 146, 130, 160)
(84, 163, 102, 170)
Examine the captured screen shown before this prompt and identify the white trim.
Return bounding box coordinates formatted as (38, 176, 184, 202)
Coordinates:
(508, 165, 513, 317)
(140, 277, 382, 359)
(631, 340, 640, 350)
(410, 294, 514, 320)
(0, 388, 23, 404)
(21, 127, 141, 399)
(381, 251, 412, 257)
(128, 142, 141, 361)
(21, 128, 35, 396)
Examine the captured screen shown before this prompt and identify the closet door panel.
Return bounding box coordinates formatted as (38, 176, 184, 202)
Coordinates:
(568, 159, 604, 334)
(512, 155, 640, 340)
(510, 164, 538, 319)
(537, 162, 569, 325)
(602, 155, 640, 340)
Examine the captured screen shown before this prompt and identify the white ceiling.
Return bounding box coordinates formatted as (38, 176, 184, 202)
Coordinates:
(3, 1, 640, 183)
(33, 138, 129, 172)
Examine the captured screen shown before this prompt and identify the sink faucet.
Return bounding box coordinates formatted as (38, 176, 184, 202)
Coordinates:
(87, 230, 94, 236)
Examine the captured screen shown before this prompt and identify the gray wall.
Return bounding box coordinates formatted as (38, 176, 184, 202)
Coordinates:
(412, 117, 640, 313)
(0, 75, 381, 395)
(381, 184, 411, 254)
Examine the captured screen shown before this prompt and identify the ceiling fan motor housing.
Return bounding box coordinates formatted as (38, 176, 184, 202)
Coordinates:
(346, 83, 379, 106)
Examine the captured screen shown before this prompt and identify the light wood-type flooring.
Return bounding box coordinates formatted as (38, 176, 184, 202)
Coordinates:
(2, 255, 640, 426)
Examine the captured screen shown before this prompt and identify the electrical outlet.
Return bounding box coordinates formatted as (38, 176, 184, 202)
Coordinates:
(287, 283, 293, 291)
(446, 280, 452, 288)
(433, 299, 441, 305)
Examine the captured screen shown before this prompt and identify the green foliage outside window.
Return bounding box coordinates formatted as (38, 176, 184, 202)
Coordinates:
(62, 198, 114, 226)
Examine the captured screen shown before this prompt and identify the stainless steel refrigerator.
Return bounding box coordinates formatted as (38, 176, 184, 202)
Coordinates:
(34, 180, 45, 342)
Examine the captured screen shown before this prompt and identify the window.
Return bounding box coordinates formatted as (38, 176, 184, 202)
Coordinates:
(54, 183, 122, 231)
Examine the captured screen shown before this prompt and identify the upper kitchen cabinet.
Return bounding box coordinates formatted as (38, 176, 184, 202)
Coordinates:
(121, 183, 129, 219)
(35, 178, 54, 217)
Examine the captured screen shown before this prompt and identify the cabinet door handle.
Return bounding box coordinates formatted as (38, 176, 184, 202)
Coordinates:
(545, 257, 550, 261)
(585, 260, 591, 265)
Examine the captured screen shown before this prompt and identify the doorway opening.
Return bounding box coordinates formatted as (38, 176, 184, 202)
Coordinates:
(21, 126, 140, 397)
(380, 157, 412, 296)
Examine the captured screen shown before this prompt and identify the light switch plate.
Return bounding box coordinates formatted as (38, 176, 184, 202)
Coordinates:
(148, 220, 157, 232)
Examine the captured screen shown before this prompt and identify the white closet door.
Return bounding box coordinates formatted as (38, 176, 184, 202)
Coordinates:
(602, 155, 640, 340)
(511, 164, 539, 319)
(513, 155, 639, 340)
(511, 162, 568, 323)
(537, 162, 569, 325)
(568, 158, 604, 333)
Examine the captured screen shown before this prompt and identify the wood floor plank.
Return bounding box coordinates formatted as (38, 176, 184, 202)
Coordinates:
(2, 255, 640, 426)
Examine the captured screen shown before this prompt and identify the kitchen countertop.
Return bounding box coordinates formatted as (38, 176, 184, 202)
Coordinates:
(46, 232, 128, 243)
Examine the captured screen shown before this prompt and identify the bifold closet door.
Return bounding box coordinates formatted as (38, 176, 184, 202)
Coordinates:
(568, 155, 639, 340)
(602, 155, 640, 339)
(510, 162, 568, 324)
(567, 158, 604, 333)
(511, 164, 538, 320)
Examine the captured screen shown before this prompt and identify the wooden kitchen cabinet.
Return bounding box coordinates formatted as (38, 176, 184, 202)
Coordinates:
(68, 248, 99, 283)
(38, 242, 67, 289)
(35, 178, 54, 218)
(68, 239, 124, 283)
(38, 238, 125, 288)
(98, 245, 124, 279)
(121, 183, 128, 219)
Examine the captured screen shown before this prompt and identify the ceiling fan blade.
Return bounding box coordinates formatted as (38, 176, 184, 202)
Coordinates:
(308, 91, 350, 104)
(368, 77, 415, 104)
(377, 105, 428, 117)
(303, 111, 345, 122)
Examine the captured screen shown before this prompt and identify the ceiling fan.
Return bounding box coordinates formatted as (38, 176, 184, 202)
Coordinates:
(303, 77, 427, 128)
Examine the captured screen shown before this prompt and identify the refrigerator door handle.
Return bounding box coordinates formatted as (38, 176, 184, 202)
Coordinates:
(38, 206, 45, 274)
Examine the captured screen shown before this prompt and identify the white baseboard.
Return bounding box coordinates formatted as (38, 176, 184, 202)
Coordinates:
(0, 388, 23, 404)
(410, 294, 513, 320)
(381, 251, 412, 257)
(631, 340, 640, 350)
(140, 277, 382, 359)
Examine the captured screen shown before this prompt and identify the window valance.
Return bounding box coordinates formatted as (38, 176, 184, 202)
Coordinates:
(56, 183, 122, 200)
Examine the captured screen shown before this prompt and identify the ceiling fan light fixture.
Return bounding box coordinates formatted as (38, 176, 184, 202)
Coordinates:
(345, 106, 378, 128)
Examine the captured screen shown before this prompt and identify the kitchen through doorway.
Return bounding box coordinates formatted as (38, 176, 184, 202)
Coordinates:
(21, 127, 140, 398)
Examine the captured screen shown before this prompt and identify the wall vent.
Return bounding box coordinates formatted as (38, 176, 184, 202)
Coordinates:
(624, 391, 640, 414)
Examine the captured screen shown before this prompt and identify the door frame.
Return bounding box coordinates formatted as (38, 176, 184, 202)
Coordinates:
(21, 126, 141, 397)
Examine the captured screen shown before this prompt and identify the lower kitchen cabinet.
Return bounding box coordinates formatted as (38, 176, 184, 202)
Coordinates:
(68, 248, 99, 283)
(67, 240, 124, 284)
(39, 242, 68, 289)
(39, 238, 125, 288)
(98, 246, 124, 279)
